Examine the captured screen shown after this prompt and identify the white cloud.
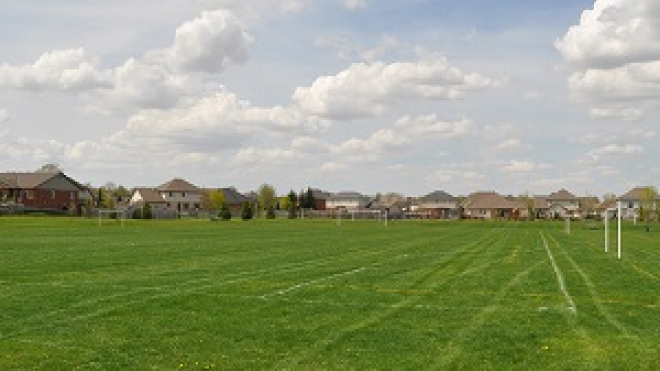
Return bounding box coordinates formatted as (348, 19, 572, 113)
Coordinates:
(395, 114, 471, 138)
(341, 0, 368, 11)
(0, 48, 112, 92)
(321, 162, 347, 172)
(0, 109, 8, 124)
(589, 106, 644, 121)
(558, 0, 660, 116)
(556, 0, 660, 69)
(587, 143, 644, 161)
(168, 10, 252, 73)
(495, 139, 525, 152)
(335, 129, 410, 160)
(502, 160, 550, 173)
(293, 56, 495, 120)
(234, 147, 298, 165)
(194, 0, 307, 20)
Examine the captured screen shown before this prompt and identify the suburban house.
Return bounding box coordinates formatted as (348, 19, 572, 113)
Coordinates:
(417, 190, 459, 219)
(157, 178, 203, 215)
(326, 191, 371, 210)
(463, 191, 526, 220)
(130, 188, 170, 214)
(0, 170, 84, 214)
(129, 178, 203, 216)
(533, 197, 551, 219)
(310, 189, 331, 211)
(218, 187, 251, 212)
(546, 189, 581, 219)
(618, 187, 658, 219)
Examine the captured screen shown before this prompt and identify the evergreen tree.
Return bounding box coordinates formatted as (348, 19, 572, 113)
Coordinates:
(241, 201, 253, 220)
(142, 203, 152, 219)
(220, 202, 232, 220)
(306, 187, 315, 210)
(287, 190, 298, 219)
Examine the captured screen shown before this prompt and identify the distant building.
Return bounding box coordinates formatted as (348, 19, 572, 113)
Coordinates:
(0, 171, 84, 214)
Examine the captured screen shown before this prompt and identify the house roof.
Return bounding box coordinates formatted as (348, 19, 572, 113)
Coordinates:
(133, 188, 167, 204)
(420, 190, 456, 202)
(533, 197, 549, 209)
(596, 198, 618, 211)
(219, 188, 250, 205)
(328, 191, 367, 201)
(466, 192, 525, 210)
(618, 186, 657, 201)
(547, 189, 578, 201)
(462, 191, 498, 207)
(157, 178, 201, 193)
(311, 189, 331, 200)
(0, 172, 83, 190)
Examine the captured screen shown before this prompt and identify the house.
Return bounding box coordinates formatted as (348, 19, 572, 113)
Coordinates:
(157, 178, 203, 214)
(0, 170, 84, 214)
(618, 187, 658, 219)
(532, 197, 550, 219)
(417, 190, 459, 219)
(326, 191, 371, 210)
(310, 189, 330, 210)
(368, 194, 407, 218)
(130, 188, 169, 214)
(546, 189, 581, 219)
(218, 187, 251, 212)
(463, 191, 525, 220)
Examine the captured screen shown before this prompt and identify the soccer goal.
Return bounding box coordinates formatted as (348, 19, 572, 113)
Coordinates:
(98, 209, 126, 227)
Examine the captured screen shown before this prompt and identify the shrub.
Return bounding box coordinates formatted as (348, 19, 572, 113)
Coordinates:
(266, 206, 276, 219)
(241, 202, 253, 220)
(220, 203, 232, 221)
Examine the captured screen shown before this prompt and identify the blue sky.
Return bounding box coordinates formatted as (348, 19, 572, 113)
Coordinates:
(0, 0, 658, 197)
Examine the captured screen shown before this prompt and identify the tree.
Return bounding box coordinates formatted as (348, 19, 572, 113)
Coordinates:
(266, 206, 276, 219)
(219, 202, 232, 220)
(305, 187, 315, 210)
(287, 190, 298, 219)
(279, 196, 290, 211)
(97, 187, 104, 208)
(142, 203, 153, 219)
(639, 186, 658, 232)
(241, 201, 253, 220)
(518, 193, 536, 221)
(257, 184, 277, 216)
(209, 190, 225, 213)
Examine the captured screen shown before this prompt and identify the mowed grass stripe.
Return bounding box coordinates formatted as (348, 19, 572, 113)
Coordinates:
(1, 218, 659, 370)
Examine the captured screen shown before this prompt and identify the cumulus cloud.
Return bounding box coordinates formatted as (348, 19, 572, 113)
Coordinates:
(194, 0, 307, 20)
(558, 0, 660, 116)
(168, 10, 252, 73)
(395, 114, 471, 138)
(589, 106, 644, 121)
(501, 160, 550, 173)
(0, 48, 112, 92)
(293, 56, 495, 120)
(335, 129, 410, 160)
(0, 109, 8, 124)
(587, 143, 644, 161)
(556, 0, 660, 69)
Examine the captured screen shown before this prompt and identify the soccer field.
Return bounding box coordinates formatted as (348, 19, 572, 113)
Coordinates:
(1, 218, 658, 370)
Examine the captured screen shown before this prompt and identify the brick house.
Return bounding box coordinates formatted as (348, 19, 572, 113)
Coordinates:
(0, 171, 84, 213)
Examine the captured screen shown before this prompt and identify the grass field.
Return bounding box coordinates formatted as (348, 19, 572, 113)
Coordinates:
(1, 217, 659, 370)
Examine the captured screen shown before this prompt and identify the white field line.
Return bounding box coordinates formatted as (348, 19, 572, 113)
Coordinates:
(432, 261, 543, 369)
(260, 267, 366, 298)
(546, 233, 633, 337)
(539, 232, 577, 315)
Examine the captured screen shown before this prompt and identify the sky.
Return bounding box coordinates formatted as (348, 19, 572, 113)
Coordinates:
(1, 0, 659, 197)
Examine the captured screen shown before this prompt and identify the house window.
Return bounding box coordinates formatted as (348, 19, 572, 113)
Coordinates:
(182, 192, 186, 197)
(51, 190, 56, 199)
(70, 191, 76, 200)
(169, 192, 173, 197)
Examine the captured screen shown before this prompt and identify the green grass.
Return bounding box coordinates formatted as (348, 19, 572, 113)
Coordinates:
(1, 217, 658, 370)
